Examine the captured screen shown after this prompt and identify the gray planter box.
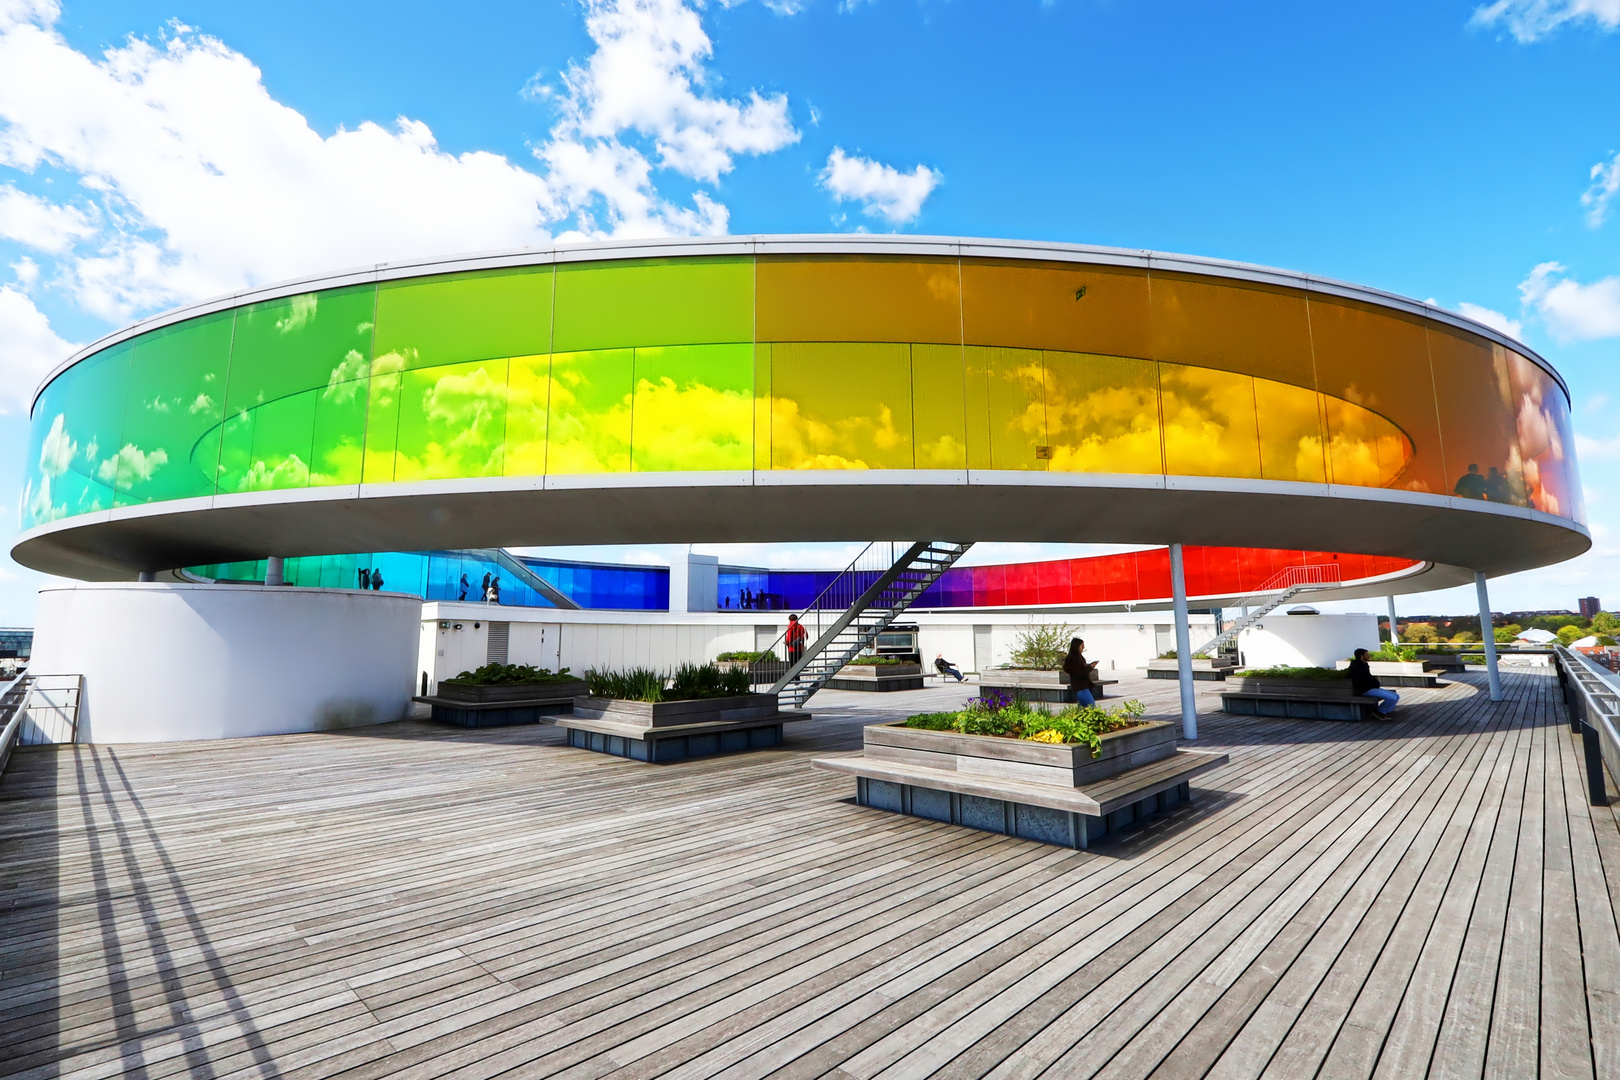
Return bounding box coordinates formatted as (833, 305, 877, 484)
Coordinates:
(571, 693, 780, 727)
(562, 692, 810, 763)
(1229, 676, 1356, 697)
(979, 668, 1116, 702)
(437, 679, 587, 704)
(842, 662, 923, 676)
(865, 720, 1177, 788)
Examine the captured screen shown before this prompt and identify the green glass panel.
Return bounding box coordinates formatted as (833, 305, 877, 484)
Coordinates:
(547, 349, 633, 473)
(552, 257, 753, 352)
(395, 358, 510, 481)
(503, 353, 551, 477)
(912, 344, 967, 469)
(312, 376, 368, 486)
(224, 284, 375, 491)
(769, 342, 913, 470)
(362, 367, 402, 485)
(34, 343, 132, 520)
(23, 372, 77, 528)
(631, 343, 753, 472)
(116, 312, 234, 507)
(374, 266, 553, 372)
(753, 344, 772, 471)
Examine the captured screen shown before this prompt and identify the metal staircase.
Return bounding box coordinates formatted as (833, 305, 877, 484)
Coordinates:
(1192, 564, 1344, 657)
(458, 549, 581, 610)
(769, 541, 973, 708)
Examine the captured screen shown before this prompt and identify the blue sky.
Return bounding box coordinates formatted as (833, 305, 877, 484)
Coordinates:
(2, 0, 1619, 622)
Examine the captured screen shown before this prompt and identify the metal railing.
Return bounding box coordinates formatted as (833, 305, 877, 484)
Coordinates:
(1554, 645, 1619, 806)
(0, 672, 32, 779)
(1194, 563, 1345, 656)
(16, 674, 83, 746)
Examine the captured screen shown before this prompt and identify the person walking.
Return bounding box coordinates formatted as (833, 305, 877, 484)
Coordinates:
(1347, 648, 1398, 717)
(370, 569, 385, 591)
(358, 567, 370, 590)
(458, 573, 470, 601)
(1062, 637, 1097, 706)
(785, 614, 808, 666)
(934, 653, 965, 682)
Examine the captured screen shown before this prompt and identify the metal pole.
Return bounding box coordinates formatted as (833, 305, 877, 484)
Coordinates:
(1475, 571, 1503, 702)
(1387, 595, 1400, 644)
(1170, 543, 1197, 740)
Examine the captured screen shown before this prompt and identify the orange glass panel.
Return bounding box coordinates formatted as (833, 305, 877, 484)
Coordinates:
(1428, 325, 1522, 506)
(961, 259, 1151, 358)
(911, 343, 968, 469)
(1308, 295, 1444, 494)
(768, 342, 913, 469)
(965, 346, 1046, 471)
(1149, 272, 1313, 387)
(756, 256, 961, 344)
(1159, 362, 1262, 479)
(1042, 351, 1162, 474)
(1254, 377, 1326, 484)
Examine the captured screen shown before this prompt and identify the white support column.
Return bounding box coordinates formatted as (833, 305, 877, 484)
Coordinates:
(265, 556, 284, 587)
(1475, 571, 1503, 702)
(1387, 595, 1400, 644)
(1170, 542, 1198, 740)
(137, 571, 156, 583)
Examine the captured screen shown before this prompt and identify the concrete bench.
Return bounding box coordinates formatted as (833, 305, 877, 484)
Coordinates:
(1220, 691, 1386, 721)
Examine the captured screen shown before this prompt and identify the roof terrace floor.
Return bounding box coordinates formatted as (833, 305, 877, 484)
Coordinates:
(1, 668, 1616, 1079)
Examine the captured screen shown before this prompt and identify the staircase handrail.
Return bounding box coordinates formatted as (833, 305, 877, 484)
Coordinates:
(769, 541, 935, 692)
(460, 549, 582, 610)
(1193, 563, 1347, 656)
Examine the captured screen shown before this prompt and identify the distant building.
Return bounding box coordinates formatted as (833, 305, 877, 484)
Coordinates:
(1580, 596, 1602, 618)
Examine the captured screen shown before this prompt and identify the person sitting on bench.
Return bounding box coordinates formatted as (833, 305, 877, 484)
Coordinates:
(934, 654, 965, 682)
(1348, 648, 1398, 717)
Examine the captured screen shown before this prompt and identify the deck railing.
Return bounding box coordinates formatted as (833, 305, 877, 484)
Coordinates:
(0, 672, 32, 779)
(1554, 645, 1620, 807)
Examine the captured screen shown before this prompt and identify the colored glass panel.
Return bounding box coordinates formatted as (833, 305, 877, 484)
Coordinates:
(503, 353, 551, 477)
(222, 285, 375, 493)
(1428, 325, 1524, 507)
(753, 344, 772, 470)
(374, 266, 553, 371)
(362, 367, 402, 485)
(394, 358, 511, 481)
(1150, 273, 1313, 387)
(552, 257, 752, 352)
(24, 345, 130, 526)
(1159, 362, 1262, 479)
(117, 312, 234, 507)
(911, 343, 968, 470)
(1253, 377, 1327, 484)
(961, 259, 1152, 358)
(757, 256, 961, 344)
(1504, 348, 1584, 521)
(547, 349, 633, 473)
(1042, 351, 1162, 474)
(768, 342, 914, 469)
(1308, 295, 1445, 494)
(631, 343, 753, 472)
(967, 346, 1047, 471)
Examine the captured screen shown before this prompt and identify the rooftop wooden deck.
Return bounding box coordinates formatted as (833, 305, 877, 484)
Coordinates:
(1, 668, 1616, 1079)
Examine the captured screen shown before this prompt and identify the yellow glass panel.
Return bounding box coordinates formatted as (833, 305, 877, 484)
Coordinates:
(1428, 326, 1521, 506)
(1254, 377, 1327, 484)
(361, 363, 402, 484)
(911, 344, 967, 470)
(961, 260, 1152, 358)
(630, 343, 753, 472)
(1319, 393, 1411, 488)
(394, 358, 510, 481)
(753, 344, 772, 470)
(1150, 273, 1313, 387)
(757, 256, 961, 344)
(1159, 362, 1262, 479)
(969, 346, 1047, 471)
(1042, 351, 1162, 474)
(547, 349, 633, 473)
(963, 345, 992, 470)
(553, 257, 752, 352)
(768, 342, 913, 470)
(374, 266, 552, 372)
(1308, 295, 1444, 494)
(503, 353, 550, 477)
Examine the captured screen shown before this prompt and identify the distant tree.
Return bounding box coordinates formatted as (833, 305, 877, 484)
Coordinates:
(1591, 611, 1620, 636)
(1452, 631, 1481, 643)
(1494, 624, 1521, 643)
(1558, 624, 1586, 645)
(1599, 635, 1620, 647)
(1404, 622, 1441, 643)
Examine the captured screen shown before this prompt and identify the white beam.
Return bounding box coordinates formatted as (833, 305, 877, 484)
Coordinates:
(1387, 595, 1400, 644)
(1170, 543, 1198, 740)
(1475, 571, 1503, 702)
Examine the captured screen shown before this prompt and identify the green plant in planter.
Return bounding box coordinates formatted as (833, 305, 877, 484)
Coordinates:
(584, 663, 751, 702)
(1157, 650, 1210, 660)
(716, 650, 779, 662)
(669, 662, 751, 698)
(445, 663, 574, 686)
(847, 655, 908, 665)
(1235, 666, 1349, 680)
(1367, 644, 1418, 663)
(1008, 623, 1074, 669)
(902, 695, 1147, 757)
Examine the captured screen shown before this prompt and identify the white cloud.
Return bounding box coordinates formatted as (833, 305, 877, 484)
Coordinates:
(0, 184, 95, 253)
(1519, 261, 1620, 341)
(0, 284, 77, 412)
(95, 443, 167, 489)
(819, 147, 940, 226)
(1576, 432, 1620, 460)
(1583, 152, 1620, 226)
(1471, 0, 1620, 42)
(1456, 301, 1525, 340)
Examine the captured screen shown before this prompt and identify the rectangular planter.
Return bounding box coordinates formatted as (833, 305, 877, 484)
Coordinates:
(864, 719, 1177, 788)
(437, 679, 587, 704)
(842, 662, 923, 677)
(1332, 661, 1426, 677)
(1229, 677, 1358, 697)
(571, 693, 780, 727)
(979, 669, 1117, 702)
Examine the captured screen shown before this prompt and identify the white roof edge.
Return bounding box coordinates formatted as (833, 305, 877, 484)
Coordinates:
(29, 233, 1567, 413)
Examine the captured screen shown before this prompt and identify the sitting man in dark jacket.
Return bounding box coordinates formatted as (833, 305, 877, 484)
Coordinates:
(1347, 648, 1398, 717)
(934, 654, 965, 682)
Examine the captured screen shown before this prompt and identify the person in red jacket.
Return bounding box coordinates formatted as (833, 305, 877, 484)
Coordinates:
(786, 614, 808, 666)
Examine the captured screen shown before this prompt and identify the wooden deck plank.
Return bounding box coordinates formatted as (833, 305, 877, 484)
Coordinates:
(0, 671, 1614, 1080)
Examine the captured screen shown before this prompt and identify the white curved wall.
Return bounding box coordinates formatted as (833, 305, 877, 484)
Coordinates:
(31, 583, 421, 742)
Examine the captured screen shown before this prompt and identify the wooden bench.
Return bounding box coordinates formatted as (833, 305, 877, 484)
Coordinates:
(1219, 691, 1386, 721)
